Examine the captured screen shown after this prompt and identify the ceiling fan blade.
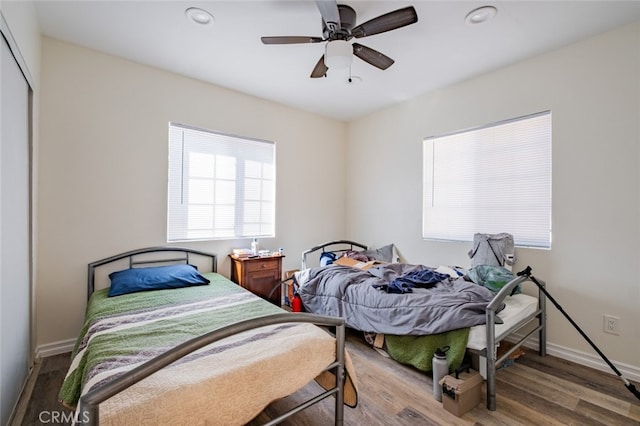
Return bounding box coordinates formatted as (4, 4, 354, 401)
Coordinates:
(261, 36, 324, 45)
(315, 0, 341, 33)
(353, 43, 394, 70)
(310, 55, 328, 78)
(351, 6, 418, 39)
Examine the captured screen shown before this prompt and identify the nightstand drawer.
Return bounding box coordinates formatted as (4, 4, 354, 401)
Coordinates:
(229, 254, 284, 306)
(245, 258, 279, 273)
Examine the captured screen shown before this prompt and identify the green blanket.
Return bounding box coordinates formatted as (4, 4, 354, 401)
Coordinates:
(59, 273, 281, 408)
(384, 327, 470, 372)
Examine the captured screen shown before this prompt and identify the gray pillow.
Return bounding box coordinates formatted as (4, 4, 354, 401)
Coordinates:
(361, 244, 394, 262)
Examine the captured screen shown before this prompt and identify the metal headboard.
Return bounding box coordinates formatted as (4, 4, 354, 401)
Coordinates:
(87, 246, 217, 300)
(301, 240, 368, 269)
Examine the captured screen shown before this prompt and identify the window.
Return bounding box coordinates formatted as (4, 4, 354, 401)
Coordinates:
(422, 111, 551, 248)
(168, 123, 275, 242)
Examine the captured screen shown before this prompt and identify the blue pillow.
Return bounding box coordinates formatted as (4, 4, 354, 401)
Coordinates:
(320, 251, 337, 266)
(108, 264, 210, 297)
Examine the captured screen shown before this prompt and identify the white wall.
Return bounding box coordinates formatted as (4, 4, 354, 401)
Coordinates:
(346, 22, 640, 374)
(37, 37, 347, 349)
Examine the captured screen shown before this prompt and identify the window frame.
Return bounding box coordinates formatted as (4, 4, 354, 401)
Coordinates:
(422, 111, 552, 249)
(167, 122, 276, 242)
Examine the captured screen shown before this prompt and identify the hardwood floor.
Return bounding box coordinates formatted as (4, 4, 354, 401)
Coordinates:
(17, 330, 640, 425)
(16, 351, 73, 426)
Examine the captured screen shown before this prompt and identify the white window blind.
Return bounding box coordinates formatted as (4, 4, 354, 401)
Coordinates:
(422, 111, 552, 248)
(168, 123, 275, 242)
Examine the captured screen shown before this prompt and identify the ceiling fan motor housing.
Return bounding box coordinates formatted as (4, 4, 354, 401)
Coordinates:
(323, 4, 356, 39)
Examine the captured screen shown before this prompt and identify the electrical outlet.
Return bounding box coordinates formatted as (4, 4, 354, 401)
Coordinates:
(604, 315, 620, 335)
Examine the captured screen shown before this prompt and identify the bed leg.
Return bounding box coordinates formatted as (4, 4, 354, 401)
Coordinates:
(486, 310, 497, 411)
(486, 349, 497, 411)
(76, 402, 97, 425)
(334, 323, 345, 426)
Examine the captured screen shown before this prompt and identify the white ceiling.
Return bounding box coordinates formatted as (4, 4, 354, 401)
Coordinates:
(34, 1, 640, 121)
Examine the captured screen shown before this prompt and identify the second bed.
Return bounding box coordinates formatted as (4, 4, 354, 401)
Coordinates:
(295, 240, 547, 411)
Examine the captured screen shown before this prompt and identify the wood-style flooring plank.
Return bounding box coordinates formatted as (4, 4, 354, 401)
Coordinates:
(631, 402, 640, 422)
(394, 407, 440, 426)
(22, 353, 73, 426)
(464, 397, 528, 426)
(493, 377, 605, 425)
(496, 363, 581, 411)
(576, 398, 640, 425)
(516, 350, 632, 401)
(478, 393, 561, 426)
(506, 362, 635, 417)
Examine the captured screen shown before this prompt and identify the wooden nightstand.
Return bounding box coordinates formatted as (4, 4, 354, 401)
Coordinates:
(229, 255, 284, 306)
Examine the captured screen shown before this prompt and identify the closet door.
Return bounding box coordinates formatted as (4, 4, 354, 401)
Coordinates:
(0, 34, 31, 425)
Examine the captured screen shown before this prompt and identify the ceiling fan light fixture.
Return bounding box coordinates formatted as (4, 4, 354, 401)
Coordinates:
(325, 40, 353, 69)
(465, 6, 497, 25)
(185, 7, 214, 26)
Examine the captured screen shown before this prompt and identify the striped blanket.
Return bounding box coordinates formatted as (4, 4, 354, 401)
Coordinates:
(59, 273, 355, 425)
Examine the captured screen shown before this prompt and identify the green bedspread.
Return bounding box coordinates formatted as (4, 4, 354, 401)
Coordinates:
(59, 273, 282, 408)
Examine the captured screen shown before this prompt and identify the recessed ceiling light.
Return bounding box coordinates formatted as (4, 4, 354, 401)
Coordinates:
(185, 7, 214, 26)
(465, 6, 497, 25)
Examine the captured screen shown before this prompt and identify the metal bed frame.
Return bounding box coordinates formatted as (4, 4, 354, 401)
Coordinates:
(302, 240, 368, 269)
(87, 246, 217, 299)
(470, 273, 546, 410)
(299, 240, 547, 411)
(78, 246, 348, 425)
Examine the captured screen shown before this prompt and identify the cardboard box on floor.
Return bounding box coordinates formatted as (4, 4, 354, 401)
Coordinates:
(439, 369, 483, 417)
(334, 257, 383, 270)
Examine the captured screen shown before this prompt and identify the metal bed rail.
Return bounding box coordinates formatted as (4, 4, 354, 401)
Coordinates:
(87, 246, 217, 300)
(76, 313, 347, 426)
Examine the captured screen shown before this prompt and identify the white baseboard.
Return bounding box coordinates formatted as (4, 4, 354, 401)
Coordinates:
(508, 333, 640, 382)
(35, 339, 75, 358)
(9, 361, 40, 426)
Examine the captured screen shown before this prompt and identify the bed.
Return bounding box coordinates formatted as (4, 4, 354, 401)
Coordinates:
(296, 240, 546, 411)
(58, 246, 357, 425)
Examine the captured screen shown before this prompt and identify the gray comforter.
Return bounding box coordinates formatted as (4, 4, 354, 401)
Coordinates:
(296, 263, 501, 336)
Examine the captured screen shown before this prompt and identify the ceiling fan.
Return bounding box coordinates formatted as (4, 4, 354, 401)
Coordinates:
(260, 0, 418, 78)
